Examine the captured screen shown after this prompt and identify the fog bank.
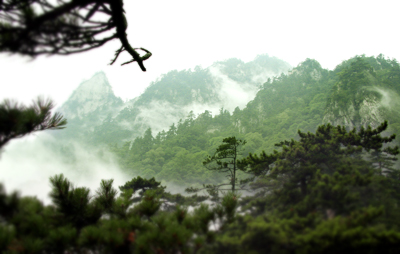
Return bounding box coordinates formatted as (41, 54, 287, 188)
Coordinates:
(0, 133, 131, 205)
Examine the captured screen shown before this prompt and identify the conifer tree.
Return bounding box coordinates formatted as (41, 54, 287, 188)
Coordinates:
(120, 176, 208, 207)
(0, 175, 240, 253)
(220, 121, 400, 253)
(203, 137, 246, 192)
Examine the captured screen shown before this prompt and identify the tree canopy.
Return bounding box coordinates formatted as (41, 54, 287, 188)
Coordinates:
(203, 122, 400, 253)
(239, 121, 399, 214)
(2, 122, 400, 253)
(0, 174, 236, 253)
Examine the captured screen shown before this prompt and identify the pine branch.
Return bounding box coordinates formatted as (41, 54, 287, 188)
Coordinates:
(0, 0, 152, 71)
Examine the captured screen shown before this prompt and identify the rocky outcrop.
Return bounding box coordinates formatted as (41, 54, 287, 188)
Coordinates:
(59, 71, 123, 122)
(54, 72, 123, 140)
(323, 85, 389, 130)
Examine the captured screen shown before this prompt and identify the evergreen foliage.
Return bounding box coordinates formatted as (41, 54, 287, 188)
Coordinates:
(0, 175, 236, 253)
(2, 122, 400, 253)
(66, 54, 291, 146)
(203, 137, 246, 192)
(186, 137, 247, 201)
(0, 98, 66, 149)
(205, 122, 400, 253)
(119, 176, 208, 207)
(106, 55, 400, 188)
(2, 23, 400, 251)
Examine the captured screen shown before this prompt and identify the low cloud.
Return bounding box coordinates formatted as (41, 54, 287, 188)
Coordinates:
(208, 66, 259, 112)
(0, 133, 131, 205)
(371, 86, 400, 110)
(132, 66, 264, 135)
(136, 100, 185, 134)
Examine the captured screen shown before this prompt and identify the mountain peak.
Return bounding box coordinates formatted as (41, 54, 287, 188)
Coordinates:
(287, 59, 323, 81)
(58, 71, 122, 121)
(69, 71, 112, 102)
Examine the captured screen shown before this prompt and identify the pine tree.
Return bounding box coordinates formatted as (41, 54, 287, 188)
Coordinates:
(119, 176, 208, 207)
(0, 175, 239, 253)
(218, 121, 400, 253)
(0, 98, 66, 149)
(203, 137, 246, 192)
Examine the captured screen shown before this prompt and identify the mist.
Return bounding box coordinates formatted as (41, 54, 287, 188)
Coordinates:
(133, 64, 274, 136)
(0, 133, 132, 205)
(209, 66, 259, 111)
(371, 86, 400, 110)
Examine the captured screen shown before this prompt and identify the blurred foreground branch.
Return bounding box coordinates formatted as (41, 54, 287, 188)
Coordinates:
(0, 97, 67, 149)
(0, 0, 151, 71)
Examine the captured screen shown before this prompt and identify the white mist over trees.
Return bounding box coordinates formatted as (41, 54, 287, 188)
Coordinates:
(2, 0, 400, 252)
(0, 133, 129, 205)
(55, 54, 291, 144)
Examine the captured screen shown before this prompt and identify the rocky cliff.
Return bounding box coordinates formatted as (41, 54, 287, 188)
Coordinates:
(322, 56, 400, 130)
(59, 71, 123, 122)
(54, 72, 123, 140)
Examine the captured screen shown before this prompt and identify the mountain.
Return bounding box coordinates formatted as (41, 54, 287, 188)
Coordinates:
(53, 54, 400, 186)
(54, 72, 123, 140)
(109, 54, 400, 186)
(59, 71, 123, 121)
(56, 54, 291, 144)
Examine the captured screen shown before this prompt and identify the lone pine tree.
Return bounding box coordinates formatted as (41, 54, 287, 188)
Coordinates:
(203, 137, 246, 192)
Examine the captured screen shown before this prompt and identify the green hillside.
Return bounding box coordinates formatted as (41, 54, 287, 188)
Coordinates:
(111, 55, 400, 187)
(3, 55, 400, 254)
(55, 54, 291, 146)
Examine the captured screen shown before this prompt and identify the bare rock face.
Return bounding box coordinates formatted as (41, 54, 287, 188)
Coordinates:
(323, 80, 391, 130)
(321, 56, 393, 130)
(59, 72, 123, 121)
(358, 96, 386, 128)
(323, 96, 385, 130)
(54, 72, 123, 140)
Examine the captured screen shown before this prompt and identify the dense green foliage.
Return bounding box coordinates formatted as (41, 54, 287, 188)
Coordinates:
(119, 176, 208, 206)
(0, 174, 238, 253)
(110, 55, 400, 187)
(207, 121, 400, 253)
(3, 54, 400, 253)
(2, 121, 400, 253)
(112, 59, 333, 185)
(325, 54, 400, 129)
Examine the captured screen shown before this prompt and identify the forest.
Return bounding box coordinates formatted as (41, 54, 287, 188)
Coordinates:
(108, 55, 400, 188)
(2, 55, 400, 253)
(2, 0, 400, 253)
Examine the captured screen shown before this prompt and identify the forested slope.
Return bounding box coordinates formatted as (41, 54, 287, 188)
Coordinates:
(111, 55, 400, 187)
(3, 55, 400, 254)
(55, 54, 291, 145)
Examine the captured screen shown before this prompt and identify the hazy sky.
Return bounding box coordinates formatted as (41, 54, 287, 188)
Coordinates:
(1, 0, 399, 107)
